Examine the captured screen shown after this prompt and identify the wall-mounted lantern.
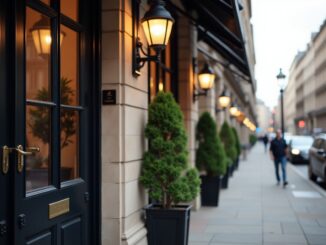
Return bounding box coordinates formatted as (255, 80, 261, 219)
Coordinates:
(229, 101, 240, 117)
(218, 90, 231, 109)
(133, 0, 174, 76)
(31, 16, 65, 56)
(193, 63, 215, 102)
(236, 111, 245, 123)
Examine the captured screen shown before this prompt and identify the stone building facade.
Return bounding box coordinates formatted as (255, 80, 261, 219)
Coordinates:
(284, 20, 326, 135)
(256, 99, 271, 135)
(101, 0, 256, 244)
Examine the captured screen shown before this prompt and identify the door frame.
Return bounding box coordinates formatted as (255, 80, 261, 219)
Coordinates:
(87, 0, 101, 244)
(1, 0, 101, 244)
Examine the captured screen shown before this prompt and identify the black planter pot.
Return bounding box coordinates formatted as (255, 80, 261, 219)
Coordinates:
(221, 167, 230, 189)
(145, 204, 191, 245)
(229, 164, 234, 177)
(235, 157, 240, 170)
(200, 175, 221, 206)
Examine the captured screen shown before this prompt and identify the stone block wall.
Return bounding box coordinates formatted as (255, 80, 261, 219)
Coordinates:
(101, 0, 148, 244)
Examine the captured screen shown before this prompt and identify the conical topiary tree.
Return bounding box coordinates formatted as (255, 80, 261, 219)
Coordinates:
(140, 92, 200, 209)
(220, 121, 237, 164)
(196, 112, 227, 177)
(231, 127, 241, 158)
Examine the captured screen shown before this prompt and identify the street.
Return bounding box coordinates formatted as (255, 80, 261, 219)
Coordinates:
(290, 163, 326, 192)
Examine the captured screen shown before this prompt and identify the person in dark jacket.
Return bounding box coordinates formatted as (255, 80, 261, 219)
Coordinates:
(262, 134, 269, 153)
(269, 130, 288, 187)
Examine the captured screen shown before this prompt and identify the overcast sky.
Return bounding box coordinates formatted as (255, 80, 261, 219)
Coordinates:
(251, 0, 326, 109)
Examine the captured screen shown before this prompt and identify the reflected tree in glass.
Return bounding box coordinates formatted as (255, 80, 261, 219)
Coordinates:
(29, 77, 76, 163)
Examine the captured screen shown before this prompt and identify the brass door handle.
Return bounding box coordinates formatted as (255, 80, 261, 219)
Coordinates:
(1, 145, 40, 174)
(2, 146, 12, 174)
(16, 145, 40, 173)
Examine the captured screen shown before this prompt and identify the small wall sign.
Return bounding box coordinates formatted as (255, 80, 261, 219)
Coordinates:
(102, 90, 116, 105)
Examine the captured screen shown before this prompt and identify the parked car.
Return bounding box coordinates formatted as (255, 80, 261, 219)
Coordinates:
(284, 133, 293, 144)
(288, 136, 314, 164)
(309, 134, 326, 183)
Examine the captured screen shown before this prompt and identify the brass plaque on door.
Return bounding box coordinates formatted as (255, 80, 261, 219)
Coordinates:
(49, 198, 70, 219)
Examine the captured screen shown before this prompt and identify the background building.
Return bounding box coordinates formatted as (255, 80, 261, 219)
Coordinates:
(284, 20, 326, 135)
(256, 99, 271, 135)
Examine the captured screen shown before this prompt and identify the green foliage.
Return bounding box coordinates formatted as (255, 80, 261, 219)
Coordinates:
(140, 92, 200, 209)
(28, 78, 76, 149)
(195, 112, 227, 176)
(231, 127, 241, 157)
(249, 134, 258, 145)
(219, 121, 237, 164)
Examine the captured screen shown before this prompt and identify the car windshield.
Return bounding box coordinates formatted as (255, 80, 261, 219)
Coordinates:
(292, 137, 314, 148)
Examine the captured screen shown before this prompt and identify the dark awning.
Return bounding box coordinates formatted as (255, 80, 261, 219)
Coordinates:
(180, 0, 251, 79)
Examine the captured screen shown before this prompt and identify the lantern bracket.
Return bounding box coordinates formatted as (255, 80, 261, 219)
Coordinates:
(134, 37, 161, 76)
(192, 60, 208, 102)
(193, 87, 208, 102)
(215, 108, 226, 114)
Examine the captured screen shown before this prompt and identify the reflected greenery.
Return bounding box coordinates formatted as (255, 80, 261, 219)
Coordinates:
(28, 77, 76, 149)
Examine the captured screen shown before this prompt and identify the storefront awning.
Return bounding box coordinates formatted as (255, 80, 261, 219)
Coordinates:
(180, 0, 251, 79)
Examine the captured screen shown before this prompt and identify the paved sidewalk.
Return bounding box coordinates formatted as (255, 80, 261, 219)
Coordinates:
(189, 144, 326, 245)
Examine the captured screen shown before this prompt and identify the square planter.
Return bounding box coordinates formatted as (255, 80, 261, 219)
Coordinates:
(229, 164, 235, 177)
(235, 157, 240, 170)
(200, 175, 221, 206)
(221, 167, 230, 189)
(145, 204, 191, 245)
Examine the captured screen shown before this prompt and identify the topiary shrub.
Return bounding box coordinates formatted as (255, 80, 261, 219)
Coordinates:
(140, 92, 200, 209)
(220, 121, 237, 164)
(196, 112, 227, 177)
(231, 127, 241, 158)
(249, 134, 258, 146)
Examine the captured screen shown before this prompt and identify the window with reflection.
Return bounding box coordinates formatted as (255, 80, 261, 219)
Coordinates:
(25, 2, 82, 192)
(26, 8, 52, 191)
(149, 15, 178, 102)
(60, 24, 80, 181)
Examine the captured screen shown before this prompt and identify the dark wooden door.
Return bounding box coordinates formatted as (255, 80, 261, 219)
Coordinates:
(0, 0, 100, 244)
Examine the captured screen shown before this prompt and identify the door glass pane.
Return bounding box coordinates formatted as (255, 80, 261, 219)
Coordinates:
(60, 110, 79, 181)
(26, 8, 51, 101)
(61, 0, 79, 21)
(60, 25, 79, 105)
(40, 0, 50, 5)
(26, 105, 51, 191)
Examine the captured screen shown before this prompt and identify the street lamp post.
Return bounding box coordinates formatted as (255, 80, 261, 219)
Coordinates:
(276, 68, 286, 138)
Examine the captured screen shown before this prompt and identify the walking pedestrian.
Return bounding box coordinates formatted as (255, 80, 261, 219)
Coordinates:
(269, 130, 288, 187)
(262, 134, 268, 153)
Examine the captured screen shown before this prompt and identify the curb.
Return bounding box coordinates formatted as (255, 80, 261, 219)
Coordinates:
(288, 163, 326, 198)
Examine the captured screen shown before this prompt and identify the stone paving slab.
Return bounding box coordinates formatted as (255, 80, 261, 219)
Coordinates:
(189, 144, 326, 245)
(211, 233, 262, 244)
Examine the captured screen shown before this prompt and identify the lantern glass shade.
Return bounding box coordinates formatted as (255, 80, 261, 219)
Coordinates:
(236, 112, 245, 123)
(229, 106, 239, 116)
(198, 63, 215, 91)
(141, 1, 174, 49)
(198, 73, 215, 90)
(142, 18, 173, 47)
(219, 96, 231, 108)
